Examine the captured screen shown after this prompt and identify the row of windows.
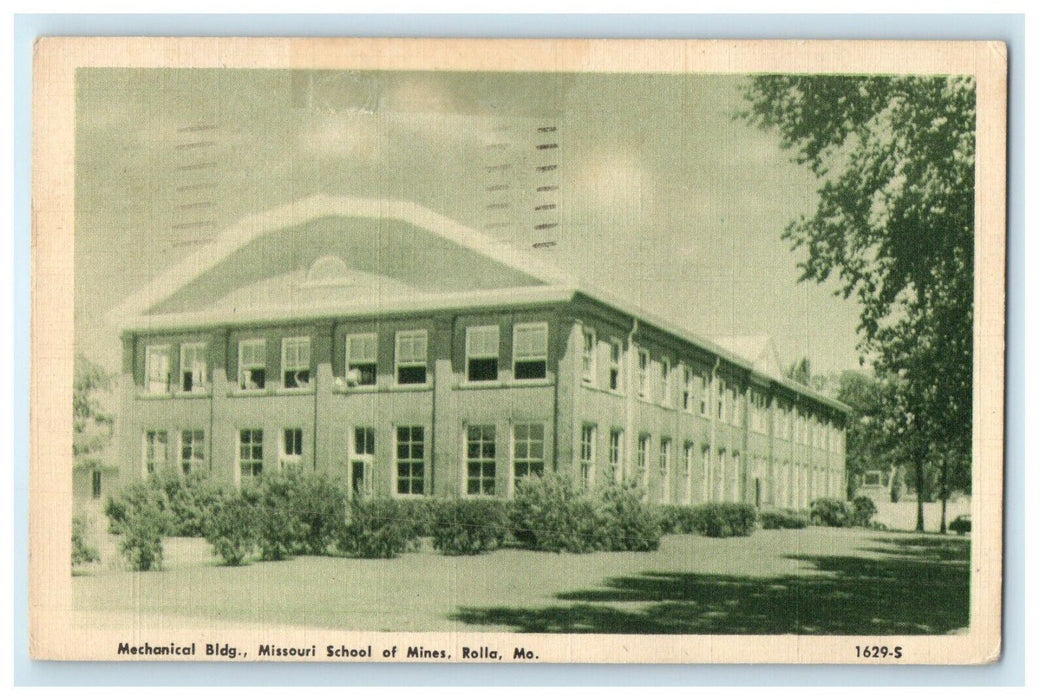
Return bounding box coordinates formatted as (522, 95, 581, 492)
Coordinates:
(142, 323, 550, 395)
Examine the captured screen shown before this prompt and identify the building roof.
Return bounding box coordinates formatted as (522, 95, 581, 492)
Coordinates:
(109, 195, 848, 414)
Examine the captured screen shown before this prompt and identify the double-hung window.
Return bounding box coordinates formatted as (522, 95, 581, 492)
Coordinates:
(581, 329, 596, 384)
(346, 333, 377, 386)
(350, 428, 375, 498)
(281, 428, 304, 470)
(661, 359, 671, 407)
(180, 429, 205, 474)
(580, 425, 595, 490)
(238, 339, 266, 391)
(609, 429, 623, 482)
(282, 337, 311, 389)
(179, 343, 207, 393)
(683, 443, 694, 504)
(238, 429, 264, 483)
(608, 339, 622, 392)
(659, 438, 672, 503)
(637, 349, 650, 399)
(682, 365, 693, 412)
(466, 326, 499, 382)
(395, 331, 428, 385)
(512, 423, 545, 488)
(145, 346, 170, 395)
(513, 322, 548, 380)
(732, 387, 743, 426)
(465, 425, 497, 496)
(717, 381, 726, 421)
(143, 430, 168, 474)
(395, 426, 425, 495)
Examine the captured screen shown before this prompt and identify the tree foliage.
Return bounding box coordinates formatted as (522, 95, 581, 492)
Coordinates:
(73, 354, 114, 462)
(742, 75, 975, 527)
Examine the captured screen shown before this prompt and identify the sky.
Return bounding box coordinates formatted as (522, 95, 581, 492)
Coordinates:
(74, 68, 862, 375)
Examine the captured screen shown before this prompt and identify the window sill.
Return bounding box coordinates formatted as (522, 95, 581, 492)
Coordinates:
(580, 384, 625, 398)
(228, 387, 316, 398)
(136, 391, 210, 400)
(453, 379, 553, 391)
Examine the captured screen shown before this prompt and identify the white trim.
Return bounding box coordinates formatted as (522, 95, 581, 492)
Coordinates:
(144, 345, 171, 395)
(581, 327, 596, 385)
(512, 321, 549, 381)
(280, 336, 312, 390)
(345, 332, 378, 386)
(237, 338, 267, 392)
(465, 325, 500, 384)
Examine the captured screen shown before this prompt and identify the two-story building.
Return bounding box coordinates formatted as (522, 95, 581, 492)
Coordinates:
(108, 195, 848, 508)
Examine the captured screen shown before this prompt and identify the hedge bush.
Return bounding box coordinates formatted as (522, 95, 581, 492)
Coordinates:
(337, 498, 416, 558)
(249, 470, 311, 561)
(430, 499, 511, 555)
(71, 514, 100, 566)
(850, 496, 878, 528)
(389, 497, 439, 540)
(511, 474, 599, 553)
(105, 479, 173, 536)
(154, 471, 225, 537)
(657, 503, 757, 537)
(115, 481, 167, 571)
(758, 508, 810, 530)
(591, 479, 661, 552)
(203, 492, 258, 565)
(949, 515, 972, 535)
(809, 498, 853, 527)
(286, 469, 346, 555)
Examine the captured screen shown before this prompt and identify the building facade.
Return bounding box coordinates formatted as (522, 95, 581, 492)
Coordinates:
(111, 196, 848, 508)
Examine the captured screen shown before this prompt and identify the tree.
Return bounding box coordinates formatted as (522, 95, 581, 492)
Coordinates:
(742, 76, 974, 532)
(785, 357, 811, 386)
(74, 354, 114, 466)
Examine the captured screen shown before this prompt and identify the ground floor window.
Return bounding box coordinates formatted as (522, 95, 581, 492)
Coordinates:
(143, 430, 168, 475)
(238, 429, 263, 484)
(512, 423, 545, 487)
(580, 425, 595, 491)
(180, 429, 205, 475)
(465, 424, 496, 495)
(280, 428, 304, 470)
(91, 470, 102, 499)
(609, 429, 623, 482)
(683, 442, 694, 504)
(396, 426, 425, 495)
(351, 427, 375, 498)
(659, 438, 672, 503)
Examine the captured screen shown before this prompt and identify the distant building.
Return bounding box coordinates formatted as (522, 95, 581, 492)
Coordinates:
(108, 196, 848, 508)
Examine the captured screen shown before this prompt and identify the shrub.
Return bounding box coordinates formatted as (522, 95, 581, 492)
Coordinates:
(850, 496, 878, 528)
(105, 480, 172, 536)
(592, 479, 661, 552)
(758, 508, 810, 530)
(431, 499, 511, 555)
(809, 498, 853, 527)
(385, 496, 438, 540)
(657, 503, 757, 537)
(337, 498, 416, 559)
(71, 515, 100, 566)
(116, 482, 167, 571)
(511, 473, 598, 553)
(203, 492, 258, 566)
(154, 471, 225, 537)
(251, 470, 309, 561)
(288, 470, 346, 555)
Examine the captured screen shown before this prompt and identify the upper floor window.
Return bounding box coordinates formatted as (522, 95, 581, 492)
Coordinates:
(581, 329, 596, 384)
(698, 373, 710, 416)
(281, 337, 311, 389)
(660, 358, 672, 407)
(732, 387, 743, 426)
(395, 330, 428, 385)
(513, 322, 548, 380)
(145, 345, 170, 395)
(682, 365, 694, 412)
(466, 325, 500, 382)
(659, 438, 672, 503)
(608, 339, 623, 392)
(717, 381, 726, 421)
(179, 343, 207, 393)
(346, 333, 377, 386)
(238, 339, 266, 391)
(637, 348, 650, 399)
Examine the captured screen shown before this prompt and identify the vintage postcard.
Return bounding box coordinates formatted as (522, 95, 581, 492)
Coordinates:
(30, 38, 1006, 664)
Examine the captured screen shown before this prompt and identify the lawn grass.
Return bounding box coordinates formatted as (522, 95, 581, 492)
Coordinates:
(72, 527, 969, 635)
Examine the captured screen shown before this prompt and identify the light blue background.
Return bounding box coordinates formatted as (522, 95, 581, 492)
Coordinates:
(13, 12, 1025, 686)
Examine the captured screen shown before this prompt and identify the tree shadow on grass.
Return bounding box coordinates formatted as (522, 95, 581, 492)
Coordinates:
(450, 536, 970, 634)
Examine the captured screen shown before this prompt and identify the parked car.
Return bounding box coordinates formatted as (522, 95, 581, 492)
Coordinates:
(948, 514, 972, 535)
